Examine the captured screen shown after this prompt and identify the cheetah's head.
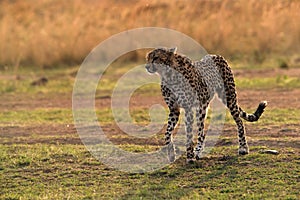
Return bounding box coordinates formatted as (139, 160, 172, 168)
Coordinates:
(145, 47, 177, 74)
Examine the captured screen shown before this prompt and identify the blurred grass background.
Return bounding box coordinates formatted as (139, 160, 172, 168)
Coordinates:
(1, 0, 300, 69)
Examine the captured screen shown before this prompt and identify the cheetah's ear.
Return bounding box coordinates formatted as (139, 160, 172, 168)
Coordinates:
(169, 47, 177, 54)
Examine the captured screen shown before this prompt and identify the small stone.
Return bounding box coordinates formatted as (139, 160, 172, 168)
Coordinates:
(261, 150, 279, 155)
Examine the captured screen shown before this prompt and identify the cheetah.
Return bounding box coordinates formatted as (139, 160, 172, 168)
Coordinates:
(145, 47, 267, 163)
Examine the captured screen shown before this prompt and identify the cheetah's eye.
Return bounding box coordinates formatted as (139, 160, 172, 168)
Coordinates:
(152, 56, 159, 62)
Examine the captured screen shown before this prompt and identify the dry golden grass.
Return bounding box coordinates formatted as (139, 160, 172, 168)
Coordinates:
(0, 0, 300, 68)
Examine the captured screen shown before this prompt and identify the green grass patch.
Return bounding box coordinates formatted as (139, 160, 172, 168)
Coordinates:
(1, 64, 299, 97)
(96, 75, 300, 99)
(257, 108, 300, 125)
(118, 144, 159, 153)
(0, 67, 77, 95)
(1, 144, 299, 199)
(0, 109, 73, 126)
(98, 107, 300, 126)
(0, 107, 298, 127)
(1, 62, 299, 199)
(0, 77, 74, 95)
(236, 75, 300, 89)
(230, 55, 297, 70)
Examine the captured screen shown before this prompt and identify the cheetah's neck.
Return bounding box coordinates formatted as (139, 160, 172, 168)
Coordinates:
(171, 54, 195, 74)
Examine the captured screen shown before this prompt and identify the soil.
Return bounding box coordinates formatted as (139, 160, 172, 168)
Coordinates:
(0, 68, 299, 151)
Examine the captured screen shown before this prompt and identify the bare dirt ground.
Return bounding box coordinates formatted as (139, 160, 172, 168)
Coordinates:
(0, 68, 299, 152)
(1, 123, 299, 149)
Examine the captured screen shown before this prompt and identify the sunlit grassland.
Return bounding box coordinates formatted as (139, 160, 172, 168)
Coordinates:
(1, 66, 299, 199)
(1, 116, 299, 198)
(1, 144, 299, 199)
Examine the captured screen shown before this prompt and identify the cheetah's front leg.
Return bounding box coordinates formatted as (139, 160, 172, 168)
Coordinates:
(184, 108, 195, 163)
(165, 107, 180, 162)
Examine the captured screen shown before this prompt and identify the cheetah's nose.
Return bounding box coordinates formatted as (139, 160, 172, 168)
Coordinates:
(145, 64, 150, 70)
(145, 63, 157, 73)
(145, 64, 154, 73)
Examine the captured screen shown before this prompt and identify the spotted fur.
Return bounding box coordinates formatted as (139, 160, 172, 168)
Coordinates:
(145, 47, 267, 163)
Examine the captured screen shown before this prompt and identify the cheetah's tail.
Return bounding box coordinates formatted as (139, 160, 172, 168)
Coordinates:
(239, 101, 267, 122)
